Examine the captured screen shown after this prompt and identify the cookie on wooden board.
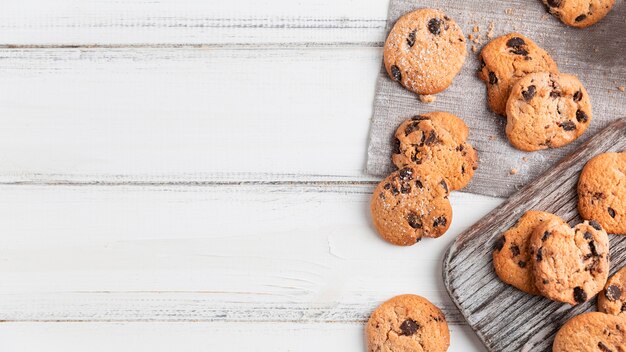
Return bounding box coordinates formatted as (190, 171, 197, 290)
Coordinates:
(392, 112, 478, 191)
(383, 8, 466, 95)
(478, 33, 558, 116)
(578, 152, 626, 235)
(506, 72, 592, 152)
(553, 312, 626, 352)
(366, 294, 450, 352)
(542, 0, 616, 28)
(598, 266, 626, 317)
(493, 210, 565, 295)
(529, 219, 609, 305)
(370, 166, 452, 246)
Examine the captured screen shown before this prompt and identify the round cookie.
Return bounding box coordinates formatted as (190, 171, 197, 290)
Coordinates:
(578, 152, 626, 235)
(506, 72, 592, 152)
(370, 166, 452, 246)
(366, 294, 450, 352)
(383, 8, 467, 95)
(493, 210, 565, 295)
(598, 266, 626, 316)
(543, 0, 616, 28)
(553, 312, 626, 352)
(529, 219, 609, 305)
(392, 112, 479, 191)
(478, 33, 559, 116)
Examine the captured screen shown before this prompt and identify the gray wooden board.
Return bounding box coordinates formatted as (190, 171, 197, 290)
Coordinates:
(366, 0, 626, 198)
(442, 118, 626, 352)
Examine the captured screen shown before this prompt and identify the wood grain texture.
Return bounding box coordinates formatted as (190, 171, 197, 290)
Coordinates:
(443, 118, 626, 352)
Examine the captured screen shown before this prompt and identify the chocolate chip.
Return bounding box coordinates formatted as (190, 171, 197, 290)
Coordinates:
(433, 216, 447, 227)
(573, 90, 583, 102)
(576, 110, 588, 123)
(405, 121, 421, 136)
(575, 14, 587, 22)
(393, 138, 401, 154)
(590, 220, 603, 231)
(606, 285, 622, 302)
(510, 48, 529, 56)
(479, 59, 486, 71)
(461, 165, 466, 174)
(542, 231, 551, 241)
(411, 155, 422, 164)
(406, 213, 423, 229)
(383, 183, 391, 190)
(391, 65, 402, 81)
(390, 185, 399, 196)
(550, 90, 561, 98)
(584, 232, 593, 240)
(400, 183, 412, 194)
(574, 286, 587, 304)
(406, 30, 416, 47)
(411, 115, 428, 121)
(510, 244, 521, 257)
(379, 192, 385, 200)
(522, 85, 536, 101)
(493, 236, 505, 251)
(547, 0, 561, 7)
(424, 131, 437, 145)
(506, 37, 526, 48)
(415, 180, 423, 189)
(598, 342, 612, 352)
(543, 279, 549, 285)
(400, 319, 420, 336)
(428, 18, 442, 35)
(399, 168, 413, 180)
(589, 241, 599, 257)
(440, 180, 448, 193)
(456, 145, 465, 152)
(518, 261, 527, 268)
(559, 121, 576, 131)
(608, 207, 616, 218)
(536, 248, 543, 261)
(488, 72, 498, 85)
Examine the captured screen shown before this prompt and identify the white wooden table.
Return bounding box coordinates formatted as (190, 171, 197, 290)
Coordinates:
(0, 1, 503, 350)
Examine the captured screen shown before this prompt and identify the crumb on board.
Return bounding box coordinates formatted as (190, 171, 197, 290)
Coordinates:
(522, 157, 528, 162)
(618, 86, 625, 92)
(541, 13, 551, 21)
(471, 45, 478, 53)
(473, 25, 480, 32)
(488, 135, 497, 141)
(510, 168, 518, 175)
(419, 94, 436, 103)
(486, 21, 495, 39)
(505, 8, 513, 15)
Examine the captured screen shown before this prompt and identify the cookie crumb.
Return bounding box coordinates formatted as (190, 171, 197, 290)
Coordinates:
(510, 168, 518, 175)
(486, 21, 495, 39)
(419, 94, 436, 103)
(618, 86, 625, 92)
(489, 135, 497, 141)
(473, 25, 480, 32)
(505, 8, 513, 15)
(541, 13, 551, 21)
(522, 157, 529, 162)
(471, 45, 478, 53)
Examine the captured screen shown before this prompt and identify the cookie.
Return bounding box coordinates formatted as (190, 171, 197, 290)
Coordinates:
(383, 8, 467, 95)
(543, 0, 616, 28)
(506, 72, 592, 152)
(529, 219, 609, 305)
(370, 166, 452, 246)
(366, 294, 450, 352)
(578, 152, 626, 235)
(553, 312, 626, 352)
(392, 112, 478, 191)
(598, 266, 626, 316)
(478, 33, 558, 116)
(493, 210, 565, 295)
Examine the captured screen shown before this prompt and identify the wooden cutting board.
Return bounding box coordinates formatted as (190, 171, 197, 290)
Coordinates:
(443, 118, 626, 352)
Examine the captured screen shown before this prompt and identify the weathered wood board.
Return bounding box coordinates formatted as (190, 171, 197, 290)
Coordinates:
(443, 118, 626, 352)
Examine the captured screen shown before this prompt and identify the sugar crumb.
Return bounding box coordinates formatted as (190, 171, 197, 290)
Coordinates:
(419, 94, 436, 103)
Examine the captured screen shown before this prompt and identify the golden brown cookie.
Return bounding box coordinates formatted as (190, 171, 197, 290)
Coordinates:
(553, 312, 626, 352)
(383, 8, 466, 95)
(506, 72, 592, 152)
(493, 211, 565, 295)
(370, 166, 452, 246)
(529, 219, 609, 305)
(366, 294, 450, 352)
(543, 0, 616, 28)
(392, 112, 478, 191)
(578, 152, 626, 235)
(478, 33, 558, 116)
(598, 266, 626, 317)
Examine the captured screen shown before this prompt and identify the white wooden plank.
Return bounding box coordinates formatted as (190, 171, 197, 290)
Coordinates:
(0, 322, 486, 351)
(0, 184, 501, 323)
(0, 0, 388, 45)
(0, 47, 382, 183)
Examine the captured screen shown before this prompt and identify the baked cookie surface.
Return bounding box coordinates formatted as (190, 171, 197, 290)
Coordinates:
(383, 8, 466, 95)
(542, 0, 616, 28)
(366, 294, 450, 352)
(478, 33, 558, 116)
(370, 166, 452, 246)
(598, 266, 626, 317)
(493, 210, 565, 295)
(578, 152, 626, 235)
(392, 112, 478, 191)
(529, 220, 609, 305)
(553, 312, 626, 352)
(506, 72, 592, 151)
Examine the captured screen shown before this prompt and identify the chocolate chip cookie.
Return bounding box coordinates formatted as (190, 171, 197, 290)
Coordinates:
(366, 294, 450, 352)
(598, 266, 626, 316)
(392, 112, 478, 191)
(478, 33, 559, 116)
(506, 72, 592, 152)
(493, 210, 565, 295)
(578, 152, 626, 235)
(370, 166, 452, 246)
(553, 312, 626, 352)
(543, 0, 616, 28)
(384, 8, 467, 95)
(529, 219, 609, 305)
